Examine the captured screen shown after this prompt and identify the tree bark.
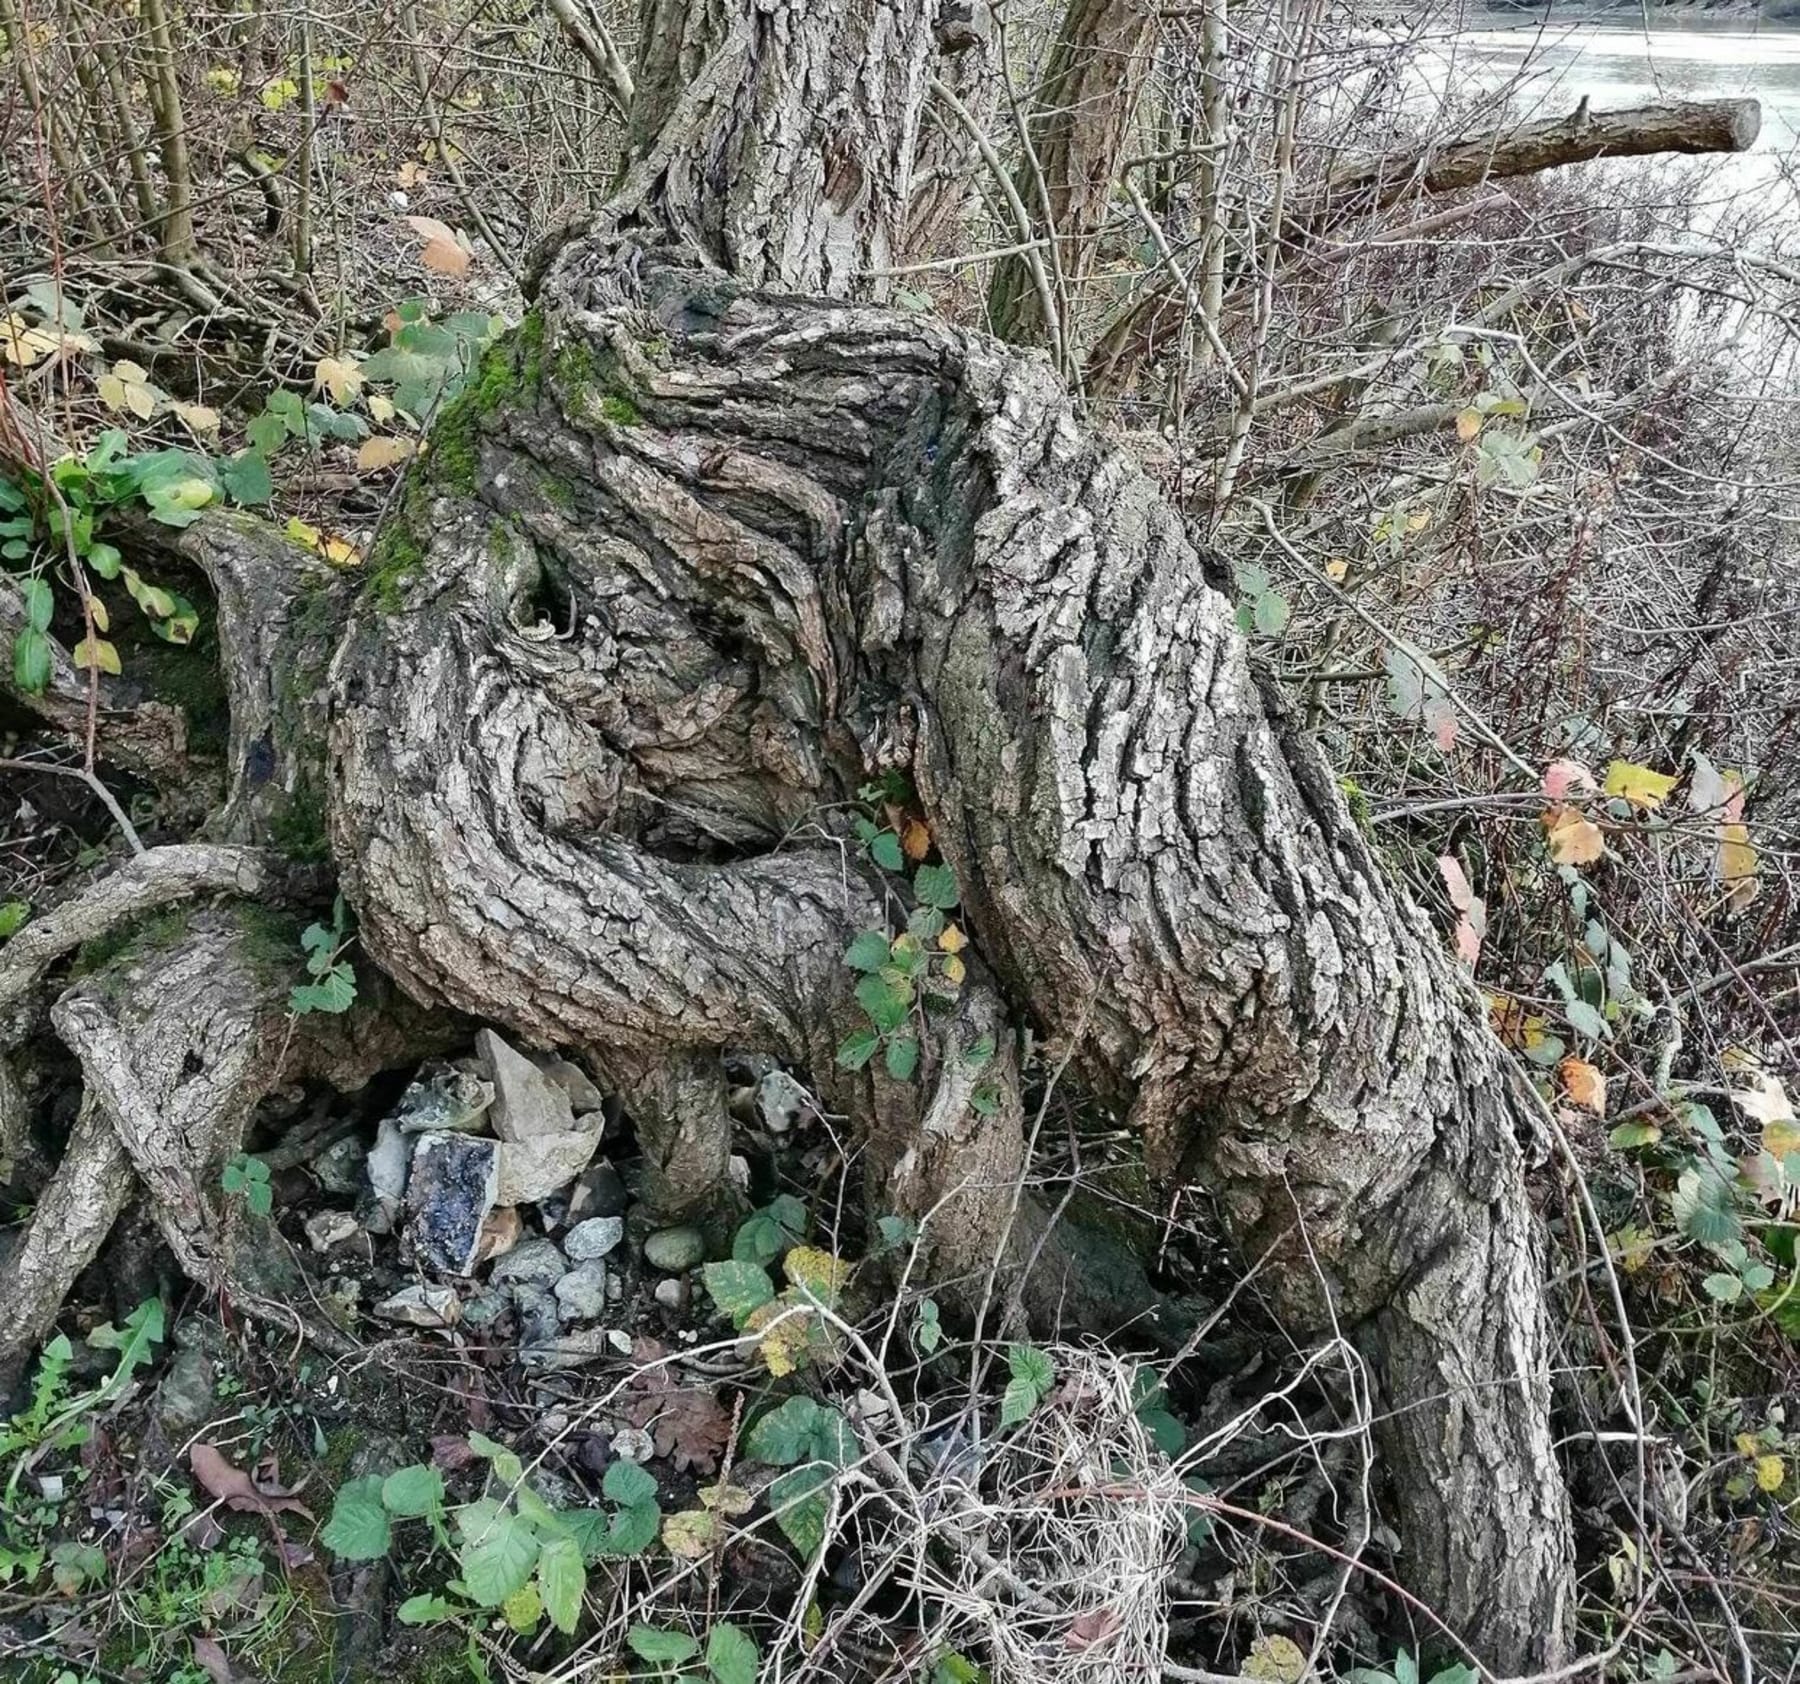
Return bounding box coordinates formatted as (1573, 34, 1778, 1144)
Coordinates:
(987, 0, 1159, 345)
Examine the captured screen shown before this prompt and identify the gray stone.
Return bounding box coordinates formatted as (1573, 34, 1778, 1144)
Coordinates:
(757, 1069, 811, 1134)
(643, 1226, 706, 1272)
(391, 1062, 495, 1133)
(373, 1283, 461, 1328)
(461, 1289, 510, 1329)
(564, 1216, 624, 1262)
(405, 1133, 499, 1274)
(153, 1338, 216, 1435)
(313, 1135, 367, 1196)
(554, 1262, 610, 1322)
(566, 1160, 628, 1222)
(305, 1209, 362, 1253)
(514, 1286, 562, 1347)
(653, 1277, 683, 1310)
(530, 1053, 604, 1116)
(495, 1124, 603, 1206)
(519, 1326, 612, 1371)
(363, 1115, 409, 1233)
(489, 1236, 566, 1292)
(478, 1028, 574, 1142)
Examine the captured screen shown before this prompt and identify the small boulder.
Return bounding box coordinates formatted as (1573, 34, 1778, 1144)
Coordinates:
(489, 1236, 567, 1293)
(373, 1283, 461, 1328)
(478, 1028, 574, 1141)
(564, 1216, 624, 1262)
(643, 1226, 706, 1272)
(313, 1135, 368, 1197)
(554, 1262, 610, 1323)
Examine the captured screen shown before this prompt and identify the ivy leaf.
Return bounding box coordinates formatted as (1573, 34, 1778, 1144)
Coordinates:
(768, 1464, 832, 1557)
(320, 1476, 391, 1560)
(706, 1622, 759, 1684)
(535, 1534, 585, 1635)
(914, 863, 960, 909)
(743, 1396, 822, 1467)
(701, 1260, 776, 1326)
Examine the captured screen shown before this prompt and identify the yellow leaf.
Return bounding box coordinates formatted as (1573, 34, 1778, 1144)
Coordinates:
(1324, 557, 1349, 581)
(942, 953, 966, 986)
(204, 65, 240, 95)
(938, 924, 967, 955)
(1603, 758, 1677, 811)
(356, 436, 417, 472)
(697, 1481, 754, 1516)
(1244, 1635, 1306, 1683)
(1405, 508, 1431, 532)
(84, 596, 109, 632)
(321, 536, 361, 567)
(1718, 823, 1759, 911)
(368, 394, 397, 424)
(98, 360, 159, 419)
(1559, 1057, 1606, 1115)
(1, 314, 63, 366)
(1544, 806, 1605, 866)
(396, 159, 429, 189)
(315, 355, 364, 406)
(404, 215, 472, 277)
(901, 818, 931, 861)
(71, 636, 121, 675)
(260, 76, 299, 110)
(172, 401, 219, 436)
(1754, 1454, 1785, 1494)
(1455, 408, 1483, 442)
(661, 1509, 716, 1559)
(1736, 1432, 1760, 1459)
(285, 517, 322, 551)
(745, 1299, 809, 1376)
(784, 1246, 848, 1306)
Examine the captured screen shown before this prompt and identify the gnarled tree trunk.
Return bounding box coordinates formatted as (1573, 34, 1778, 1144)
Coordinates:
(318, 1, 1572, 1665)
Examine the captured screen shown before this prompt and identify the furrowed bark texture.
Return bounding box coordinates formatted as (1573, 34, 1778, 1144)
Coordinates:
(987, 0, 1157, 343)
(327, 252, 1569, 1663)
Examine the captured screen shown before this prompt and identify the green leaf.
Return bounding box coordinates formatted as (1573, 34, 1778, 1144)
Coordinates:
(844, 930, 892, 972)
(836, 1027, 880, 1070)
(381, 1464, 444, 1518)
(701, 1260, 776, 1326)
(1564, 999, 1608, 1042)
(627, 1626, 700, 1665)
(768, 1463, 831, 1557)
(907, 905, 947, 942)
(998, 1375, 1040, 1428)
(602, 1459, 658, 1508)
(220, 450, 274, 506)
(869, 830, 904, 871)
(915, 1299, 942, 1354)
(459, 1508, 541, 1607)
(19, 578, 52, 632)
(1008, 1344, 1053, 1397)
(1701, 1272, 1742, 1303)
(13, 627, 51, 694)
(885, 1034, 920, 1081)
(290, 967, 357, 1014)
(246, 411, 289, 455)
(535, 1534, 585, 1635)
(914, 863, 960, 909)
(743, 1395, 822, 1467)
(596, 1499, 660, 1557)
(396, 1593, 460, 1625)
(321, 1475, 392, 1560)
(706, 1622, 759, 1684)
(84, 541, 121, 580)
(854, 971, 912, 1033)
(86, 1296, 164, 1391)
(1140, 1408, 1186, 1457)
(1252, 586, 1290, 637)
(0, 900, 29, 940)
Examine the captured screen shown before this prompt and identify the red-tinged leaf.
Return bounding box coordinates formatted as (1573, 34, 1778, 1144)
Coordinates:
(403, 215, 471, 276)
(1066, 1606, 1123, 1650)
(431, 1434, 477, 1470)
(1423, 694, 1458, 751)
(1542, 759, 1597, 801)
(1454, 915, 1481, 967)
(189, 1443, 313, 1520)
(1559, 1056, 1607, 1115)
(1438, 855, 1475, 913)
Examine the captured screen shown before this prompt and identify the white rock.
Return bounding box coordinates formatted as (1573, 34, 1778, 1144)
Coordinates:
(305, 1209, 362, 1252)
(611, 1426, 654, 1463)
(757, 1069, 811, 1134)
(653, 1277, 683, 1309)
(373, 1283, 461, 1328)
(495, 1124, 604, 1205)
(478, 1028, 575, 1142)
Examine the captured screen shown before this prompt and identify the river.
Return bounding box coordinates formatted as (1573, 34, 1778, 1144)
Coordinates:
(1451, 6, 1800, 154)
